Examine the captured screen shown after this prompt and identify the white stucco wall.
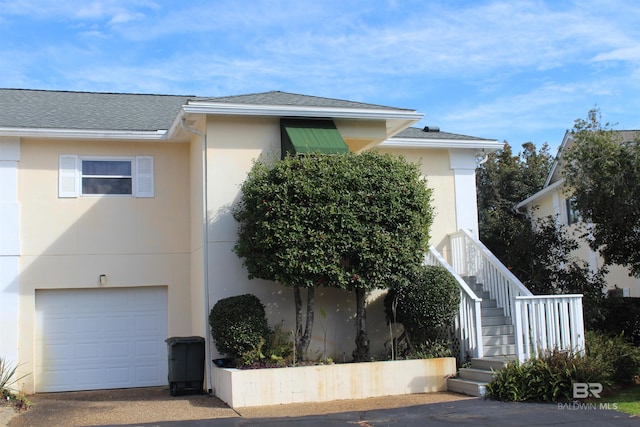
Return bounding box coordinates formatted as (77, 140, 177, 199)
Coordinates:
(0, 137, 20, 365)
(17, 139, 193, 393)
(204, 118, 477, 360)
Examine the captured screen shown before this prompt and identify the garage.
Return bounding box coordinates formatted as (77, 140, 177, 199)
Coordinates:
(35, 287, 168, 392)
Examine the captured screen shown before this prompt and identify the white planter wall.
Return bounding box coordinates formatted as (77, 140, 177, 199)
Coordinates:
(213, 357, 456, 408)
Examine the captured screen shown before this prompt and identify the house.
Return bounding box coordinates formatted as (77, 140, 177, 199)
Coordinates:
(516, 130, 640, 298)
(0, 89, 583, 398)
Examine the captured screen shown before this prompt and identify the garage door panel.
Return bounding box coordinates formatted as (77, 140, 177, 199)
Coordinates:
(135, 314, 164, 332)
(105, 316, 132, 334)
(76, 342, 101, 360)
(36, 287, 168, 392)
(46, 343, 75, 362)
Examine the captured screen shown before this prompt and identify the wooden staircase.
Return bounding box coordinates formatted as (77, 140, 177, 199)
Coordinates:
(447, 282, 517, 396)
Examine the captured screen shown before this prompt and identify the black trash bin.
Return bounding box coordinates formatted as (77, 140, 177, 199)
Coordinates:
(165, 336, 205, 396)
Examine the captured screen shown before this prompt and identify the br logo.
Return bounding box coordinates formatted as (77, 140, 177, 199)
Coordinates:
(573, 383, 603, 399)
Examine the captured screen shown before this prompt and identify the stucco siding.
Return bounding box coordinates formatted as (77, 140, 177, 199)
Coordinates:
(375, 147, 458, 250)
(17, 139, 193, 393)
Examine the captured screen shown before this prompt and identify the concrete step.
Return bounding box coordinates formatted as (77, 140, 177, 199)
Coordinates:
(447, 377, 487, 397)
(482, 315, 511, 326)
(475, 290, 491, 299)
(483, 334, 515, 346)
(481, 299, 497, 308)
(470, 356, 514, 371)
(483, 344, 517, 357)
(457, 367, 496, 383)
(482, 324, 514, 335)
(481, 307, 505, 317)
(462, 276, 477, 287)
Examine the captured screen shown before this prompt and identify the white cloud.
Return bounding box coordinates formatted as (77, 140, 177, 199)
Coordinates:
(593, 46, 640, 63)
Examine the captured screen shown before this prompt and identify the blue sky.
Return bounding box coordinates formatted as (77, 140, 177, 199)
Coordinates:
(2, 0, 640, 153)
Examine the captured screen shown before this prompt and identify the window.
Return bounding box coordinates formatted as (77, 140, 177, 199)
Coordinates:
(565, 196, 581, 225)
(82, 160, 132, 195)
(59, 155, 154, 198)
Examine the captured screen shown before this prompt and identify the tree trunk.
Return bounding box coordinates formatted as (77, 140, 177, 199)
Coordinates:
(293, 286, 315, 361)
(353, 287, 369, 362)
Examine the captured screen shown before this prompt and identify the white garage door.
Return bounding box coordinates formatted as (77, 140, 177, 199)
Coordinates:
(35, 287, 168, 392)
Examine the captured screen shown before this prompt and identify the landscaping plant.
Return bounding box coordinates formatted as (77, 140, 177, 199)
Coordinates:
(209, 294, 271, 364)
(233, 151, 433, 361)
(384, 264, 459, 356)
(486, 349, 604, 402)
(487, 331, 640, 402)
(0, 356, 30, 410)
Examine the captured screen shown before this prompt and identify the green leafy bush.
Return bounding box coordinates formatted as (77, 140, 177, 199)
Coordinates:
(594, 296, 640, 346)
(486, 349, 604, 402)
(240, 322, 294, 368)
(586, 330, 640, 383)
(408, 340, 452, 359)
(487, 331, 640, 402)
(385, 265, 460, 345)
(209, 294, 271, 363)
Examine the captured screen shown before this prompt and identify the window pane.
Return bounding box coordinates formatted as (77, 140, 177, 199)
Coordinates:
(82, 178, 132, 195)
(82, 160, 131, 176)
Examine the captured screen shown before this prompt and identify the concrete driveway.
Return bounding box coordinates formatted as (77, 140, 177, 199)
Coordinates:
(4, 387, 472, 427)
(4, 387, 638, 427)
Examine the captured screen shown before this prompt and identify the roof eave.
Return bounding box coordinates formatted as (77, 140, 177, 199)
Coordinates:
(181, 102, 422, 136)
(0, 127, 168, 140)
(380, 137, 503, 151)
(516, 179, 565, 211)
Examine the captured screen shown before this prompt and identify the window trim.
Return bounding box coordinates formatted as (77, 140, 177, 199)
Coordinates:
(58, 155, 154, 198)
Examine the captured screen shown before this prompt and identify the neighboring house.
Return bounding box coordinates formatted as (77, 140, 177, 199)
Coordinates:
(516, 130, 640, 298)
(0, 89, 581, 397)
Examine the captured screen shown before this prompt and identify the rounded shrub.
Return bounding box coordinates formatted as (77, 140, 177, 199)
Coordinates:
(209, 294, 271, 363)
(385, 264, 460, 344)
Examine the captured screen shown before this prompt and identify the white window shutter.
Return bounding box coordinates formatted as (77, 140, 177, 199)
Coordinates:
(135, 156, 154, 197)
(59, 155, 78, 198)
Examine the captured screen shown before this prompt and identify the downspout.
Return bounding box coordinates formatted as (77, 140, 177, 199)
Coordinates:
(181, 118, 213, 394)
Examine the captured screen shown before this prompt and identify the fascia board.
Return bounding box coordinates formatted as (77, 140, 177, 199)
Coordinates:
(181, 102, 424, 122)
(515, 179, 564, 210)
(380, 137, 503, 151)
(0, 127, 167, 140)
(545, 131, 572, 187)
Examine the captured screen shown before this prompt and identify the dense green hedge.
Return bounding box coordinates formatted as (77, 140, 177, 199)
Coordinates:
(209, 294, 271, 362)
(384, 264, 460, 344)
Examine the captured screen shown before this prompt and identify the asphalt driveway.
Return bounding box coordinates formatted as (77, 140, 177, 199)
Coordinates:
(4, 387, 638, 427)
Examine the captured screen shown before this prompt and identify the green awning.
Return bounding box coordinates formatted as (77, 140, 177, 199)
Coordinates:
(281, 119, 349, 158)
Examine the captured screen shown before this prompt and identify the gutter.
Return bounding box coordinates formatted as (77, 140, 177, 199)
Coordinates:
(0, 127, 168, 140)
(380, 137, 503, 151)
(180, 118, 213, 395)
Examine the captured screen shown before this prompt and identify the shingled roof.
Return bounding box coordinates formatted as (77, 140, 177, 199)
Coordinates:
(196, 90, 413, 111)
(0, 89, 193, 131)
(0, 89, 416, 133)
(393, 126, 495, 141)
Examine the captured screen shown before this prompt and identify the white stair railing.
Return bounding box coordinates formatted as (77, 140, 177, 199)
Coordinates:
(448, 229, 585, 361)
(514, 295, 585, 360)
(426, 246, 483, 362)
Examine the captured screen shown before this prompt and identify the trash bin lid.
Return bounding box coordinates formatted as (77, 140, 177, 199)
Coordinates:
(165, 336, 205, 345)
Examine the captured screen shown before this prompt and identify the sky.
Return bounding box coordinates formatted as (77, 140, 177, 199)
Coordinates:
(2, 0, 640, 153)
